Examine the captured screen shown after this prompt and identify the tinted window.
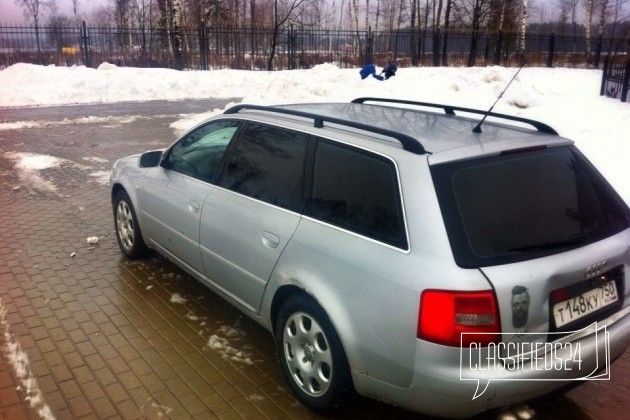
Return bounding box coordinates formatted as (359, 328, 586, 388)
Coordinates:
(166, 120, 240, 182)
(220, 123, 309, 212)
(310, 141, 407, 249)
(432, 146, 630, 267)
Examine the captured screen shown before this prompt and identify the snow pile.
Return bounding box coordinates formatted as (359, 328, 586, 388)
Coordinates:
(2, 152, 110, 193)
(3, 152, 62, 193)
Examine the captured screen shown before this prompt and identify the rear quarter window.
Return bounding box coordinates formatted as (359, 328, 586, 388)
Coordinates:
(309, 140, 407, 249)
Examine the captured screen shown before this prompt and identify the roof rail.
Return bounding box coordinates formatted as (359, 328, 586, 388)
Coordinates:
(224, 103, 426, 154)
(351, 97, 559, 135)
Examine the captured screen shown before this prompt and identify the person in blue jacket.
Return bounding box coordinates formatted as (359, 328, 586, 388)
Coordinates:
(360, 52, 397, 81)
(373, 52, 397, 81)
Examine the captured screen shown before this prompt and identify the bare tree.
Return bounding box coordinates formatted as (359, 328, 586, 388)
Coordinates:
(72, 0, 80, 21)
(14, 0, 43, 50)
(441, 0, 452, 65)
(410, 0, 419, 64)
(267, 0, 308, 70)
(47, 0, 60, 18)
(585, 0, 594, 58)
(114, 0, 131, 32)
(156, 0, 186, 69)
(594, 0, 609, 64)
(607, 0, 629, 55)
(351, 0, 360, 31)
(452, 0, 493, 66)
(558, 0, 580, 50)
(89, 4, 116, 25)
(431, 0, 443, 65)
(519, 0, 528, 57)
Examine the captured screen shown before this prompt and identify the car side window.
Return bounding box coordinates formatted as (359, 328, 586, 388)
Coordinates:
(310, 141, 407, 249)
(220, 123, 309, 213)
(165, 120, 240, 183)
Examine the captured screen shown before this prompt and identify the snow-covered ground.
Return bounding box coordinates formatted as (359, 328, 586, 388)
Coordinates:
(0, 62, 628, 203)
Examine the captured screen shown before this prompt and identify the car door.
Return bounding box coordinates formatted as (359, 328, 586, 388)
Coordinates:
(199, 122, 310, 313)
(140, 120, 241, 274)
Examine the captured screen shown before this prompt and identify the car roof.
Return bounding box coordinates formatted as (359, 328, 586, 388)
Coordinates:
(223, 99, 574, 162)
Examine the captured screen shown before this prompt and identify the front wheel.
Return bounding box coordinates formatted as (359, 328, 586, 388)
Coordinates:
(275, 294, 351, 412)
(113, 190, 148, 259)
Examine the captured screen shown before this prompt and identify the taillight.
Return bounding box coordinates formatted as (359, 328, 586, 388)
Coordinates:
(418, 290, 501, 347)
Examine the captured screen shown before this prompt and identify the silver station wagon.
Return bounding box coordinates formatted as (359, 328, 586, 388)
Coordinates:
(110, 98, 630, 418)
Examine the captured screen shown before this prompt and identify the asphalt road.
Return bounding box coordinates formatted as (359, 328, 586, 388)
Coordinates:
(0, 100, 628, 420)
(0, 99, 238, 122)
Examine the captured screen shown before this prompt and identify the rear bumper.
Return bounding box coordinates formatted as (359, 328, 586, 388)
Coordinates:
(352, 305, 630, 418)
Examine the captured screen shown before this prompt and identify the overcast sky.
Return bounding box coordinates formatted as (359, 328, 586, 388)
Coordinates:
(1, 0, 109, 24)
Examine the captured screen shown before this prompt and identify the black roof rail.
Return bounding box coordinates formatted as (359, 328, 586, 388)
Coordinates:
(224, 103, 426, 155)
(351, 97, 559, 135)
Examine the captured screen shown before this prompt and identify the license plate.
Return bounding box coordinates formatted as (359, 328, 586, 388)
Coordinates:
(553, 281, 619, 328)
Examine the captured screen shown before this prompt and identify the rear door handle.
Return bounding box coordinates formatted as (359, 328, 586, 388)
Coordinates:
(189, 200, 201, 213)
(262, 231, 280, 249)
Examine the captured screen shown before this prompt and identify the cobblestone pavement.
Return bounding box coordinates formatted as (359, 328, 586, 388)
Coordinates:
(0, 102, 628, 419)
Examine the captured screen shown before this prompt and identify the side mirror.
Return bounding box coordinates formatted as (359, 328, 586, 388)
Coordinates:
(139, 150, 163, 168)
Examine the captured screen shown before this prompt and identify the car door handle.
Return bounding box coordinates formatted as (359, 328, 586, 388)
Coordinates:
(188, 200, 201, 213)
(262, 231, 280, 249)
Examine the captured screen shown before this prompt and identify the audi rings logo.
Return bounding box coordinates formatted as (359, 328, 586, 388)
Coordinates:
(584, 260, 607, 279)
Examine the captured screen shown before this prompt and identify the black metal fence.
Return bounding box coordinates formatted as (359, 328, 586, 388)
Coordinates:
(1, 22, 628, 71)
(601, 56, 630, 102)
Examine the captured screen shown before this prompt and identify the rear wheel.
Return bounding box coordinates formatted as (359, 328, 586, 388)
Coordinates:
(113, 190, 148, 259)
(275, 294, 351, 412)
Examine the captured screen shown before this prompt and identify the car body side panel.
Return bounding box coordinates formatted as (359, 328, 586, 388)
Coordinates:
(352, 305, 630, 418)
(265, 215, 494, 388)
(139, 167, 213, 273)
(267, 217, 420, 387)
(261, 151, 494, 388)
(199, 188, 301, 314)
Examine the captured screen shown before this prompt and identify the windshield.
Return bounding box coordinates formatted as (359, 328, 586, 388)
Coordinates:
(431, 146, 630, 267)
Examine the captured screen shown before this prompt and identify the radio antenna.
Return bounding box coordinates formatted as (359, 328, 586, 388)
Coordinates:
(473, 58, 527, 134)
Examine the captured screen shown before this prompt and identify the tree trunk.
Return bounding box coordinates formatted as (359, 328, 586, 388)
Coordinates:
(519, 0, 528, 58)
(267, 1, 279, 70)
(410, 0, 418, 66)
(171, 0, 185, 70)
(585, 0, 594, 59)
(441, 0, 452, 66)
(467, 0, 481, 67)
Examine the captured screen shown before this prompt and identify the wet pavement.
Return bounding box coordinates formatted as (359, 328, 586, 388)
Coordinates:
(0, 100, 628, 419)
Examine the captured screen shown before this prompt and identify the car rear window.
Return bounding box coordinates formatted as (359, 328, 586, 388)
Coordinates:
(431, 146, 630, 267)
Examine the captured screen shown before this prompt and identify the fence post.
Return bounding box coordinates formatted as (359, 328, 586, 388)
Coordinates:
(365, 27, 373, 65)
(594, 35, 603, 69)
(432, 28, 440, 66)
(622, 59, 630, 103)
(600, 56, 608, 96)
(494, 31, 503, 66)
(288, 24, 296, 70)
(81, 21, 91, 67)
(547, 32, 555, 68)
(198, 21, 208, 70)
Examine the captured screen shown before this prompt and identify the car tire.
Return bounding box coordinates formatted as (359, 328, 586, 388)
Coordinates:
(275, 294, 351, 412)
(113, 190, 148, 259)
